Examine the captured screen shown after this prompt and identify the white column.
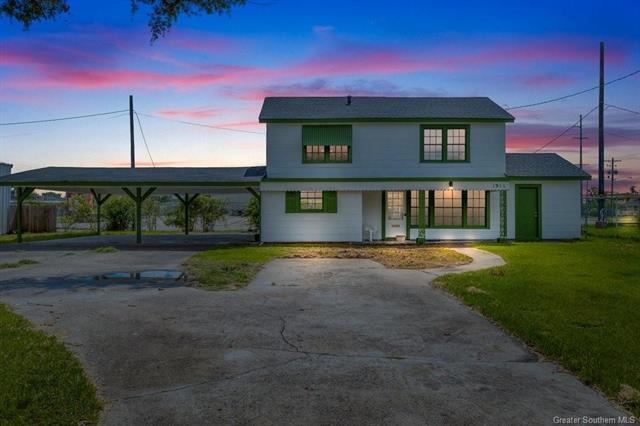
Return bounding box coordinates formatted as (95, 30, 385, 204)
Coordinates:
(0, 163, 12, 234)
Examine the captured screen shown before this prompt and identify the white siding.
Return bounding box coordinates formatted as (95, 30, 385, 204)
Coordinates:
(362, 191, 382, 240)
(261, 191, 362, 242)
(506, 181, 582, 239)
(266, 122, 506, 179)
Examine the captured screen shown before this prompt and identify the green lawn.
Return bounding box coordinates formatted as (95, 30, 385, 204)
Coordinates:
(435, 232, 640, 415)
(186, 245, 470, 290)
(0, 231, 95, 244)
(585, 224, 640, 241)
(0, 304, 101, 424)
(0, 259, 38, 270)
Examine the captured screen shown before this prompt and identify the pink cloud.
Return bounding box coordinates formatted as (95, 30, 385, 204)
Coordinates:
(155, 107, 221, 119)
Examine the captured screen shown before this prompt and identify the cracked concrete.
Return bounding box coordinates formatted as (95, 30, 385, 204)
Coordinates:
(0, 248, 624, 425)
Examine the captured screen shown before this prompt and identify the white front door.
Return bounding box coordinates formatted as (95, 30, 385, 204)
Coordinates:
(385, 191, 406, 238)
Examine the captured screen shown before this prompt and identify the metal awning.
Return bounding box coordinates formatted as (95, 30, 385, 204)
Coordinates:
(0, 166, 265, 243)
(0, 166, 265, 195)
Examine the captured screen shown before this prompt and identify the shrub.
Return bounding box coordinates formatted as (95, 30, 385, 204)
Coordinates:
(102, 196, 135, 231)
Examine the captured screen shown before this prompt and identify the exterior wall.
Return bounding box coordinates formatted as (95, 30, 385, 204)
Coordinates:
(266, 122, 505, 179)
(0, 163, 11, 234)
(506, 180, 582, 239)
(362, 191, 382, 240)
(261, 191, 363, 242)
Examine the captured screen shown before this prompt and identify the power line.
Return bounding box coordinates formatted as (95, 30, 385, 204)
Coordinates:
(0, 109, 129, 126)
(505, 69, 640, 110)
(134, 112, 156, 168)
(605, 104, 640, 116)
(534, 105, 599, 153)
(138, 112, 265, 135)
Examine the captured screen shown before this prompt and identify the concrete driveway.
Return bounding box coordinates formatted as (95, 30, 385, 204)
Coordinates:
(0, 249, 624, 425)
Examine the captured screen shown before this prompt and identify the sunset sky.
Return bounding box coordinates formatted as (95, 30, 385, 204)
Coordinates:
(1, 0, 639, 190)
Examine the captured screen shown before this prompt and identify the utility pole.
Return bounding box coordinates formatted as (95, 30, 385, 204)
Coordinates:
(597, 41, 605, 226)
(573, 114, 588, 196)
(129, 95, 135, 168)
(606, 157, 621, 226)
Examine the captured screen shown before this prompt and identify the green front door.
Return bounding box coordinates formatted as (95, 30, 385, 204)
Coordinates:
(515, 185, 540, 240)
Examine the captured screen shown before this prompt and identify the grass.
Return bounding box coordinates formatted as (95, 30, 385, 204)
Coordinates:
(434, 234, 640, 415)
(0, 259, 38, 270)
(0, 303, 101, 424)
(0, 229, 252, 245)
(185, 244, 470, 290)
(585, 224, 640, 241)
(0, 231, 94, 244)
(93, 246, 119, 253)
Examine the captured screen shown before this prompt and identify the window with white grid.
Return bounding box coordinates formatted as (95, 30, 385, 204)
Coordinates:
(305, 145, 325, 161)
(434, 190, 462, 226)
(328, 145, 349, 161)
(300, 191, 323, 210)
(386, 191, 404, 220)
(446, 128, 466, 161)
(423, 128, 443, 161)
(466, 190, 486, 226)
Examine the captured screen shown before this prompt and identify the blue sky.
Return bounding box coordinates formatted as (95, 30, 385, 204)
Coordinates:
(1, 0, 638, 188)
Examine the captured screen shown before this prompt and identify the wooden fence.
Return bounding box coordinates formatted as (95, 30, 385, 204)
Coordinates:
(8, 204, 57, 233)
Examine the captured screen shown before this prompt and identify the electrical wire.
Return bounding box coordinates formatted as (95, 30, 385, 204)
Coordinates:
(505, 69, 640, 110)
(134, 112, 156, 167)
(137, 112, 265, 135)
(605, 104, 640, 116)
(534, 105, 599, 153)
(0, 109, 129, 126)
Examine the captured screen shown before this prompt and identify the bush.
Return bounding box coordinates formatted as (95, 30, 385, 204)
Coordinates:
(102, 196, 135, 231)
(59, 194, 94, 231)
(164, 195, 227, 232)
(244, 196, 260, 232)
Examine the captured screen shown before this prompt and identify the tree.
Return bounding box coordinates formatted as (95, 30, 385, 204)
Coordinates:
(142, 197, 160, 231)
(163, 195, 227, 232)
(631, 185, 637, 194)
(102, 196, 135, 231)
(243, 196, 260, 232)
(195, 196, 227, 232)
(59, 194, 94, 231)
(1, 0, 247, 41)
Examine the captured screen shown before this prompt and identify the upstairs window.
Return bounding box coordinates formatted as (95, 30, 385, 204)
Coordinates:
(420, 125, 469, 162)
(302, 125, 352, 163)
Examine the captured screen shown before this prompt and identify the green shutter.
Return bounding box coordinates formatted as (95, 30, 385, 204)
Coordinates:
(285, 191, 300, 213)
(302, 125, 352, 146)
(323, 191, 337, 213)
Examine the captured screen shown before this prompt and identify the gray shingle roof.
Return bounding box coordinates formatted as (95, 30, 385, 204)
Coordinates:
(259, 96, 515, 122)
(506, 153, 590, 178)
(0, 166, 266, 186)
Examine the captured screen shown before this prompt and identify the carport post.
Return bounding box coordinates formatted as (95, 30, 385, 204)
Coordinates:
(122, 187, 156, 244)
(90, 189, 111, 236)
(15, 187, 35, 243)
(174, 193, 199, 235)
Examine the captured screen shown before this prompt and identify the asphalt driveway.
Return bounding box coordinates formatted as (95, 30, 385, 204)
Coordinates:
(0, 250, 624, 425)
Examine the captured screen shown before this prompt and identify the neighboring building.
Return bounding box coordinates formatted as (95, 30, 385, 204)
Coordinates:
(258, 96, 589, 242)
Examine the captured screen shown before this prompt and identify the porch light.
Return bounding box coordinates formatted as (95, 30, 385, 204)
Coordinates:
(448, 180, 453, 190)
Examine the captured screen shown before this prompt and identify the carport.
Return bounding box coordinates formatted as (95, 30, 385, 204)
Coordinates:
(0, 166, 264, 243)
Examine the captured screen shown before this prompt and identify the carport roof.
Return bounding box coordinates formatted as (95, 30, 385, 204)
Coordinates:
(0, 166, 266, 187)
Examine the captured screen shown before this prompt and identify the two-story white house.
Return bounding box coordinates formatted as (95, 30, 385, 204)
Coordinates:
(258, 96, 590, 242)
